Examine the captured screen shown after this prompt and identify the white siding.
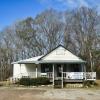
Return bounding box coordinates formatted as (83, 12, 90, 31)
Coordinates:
(13, 64, 41, 78)
(41, 47, 82, 62)
(13, 64, 21, 78)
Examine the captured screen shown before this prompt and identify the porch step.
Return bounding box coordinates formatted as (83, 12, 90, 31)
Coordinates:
(65, 83, 83, 88)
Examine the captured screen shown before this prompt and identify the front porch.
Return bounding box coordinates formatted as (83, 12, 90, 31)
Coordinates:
(13, 63, 96, 88)
(20, 63, 96, 82)
(46, 72, 96, 81)
(18, 63, 96, 81)
(40, 63, 95, 81)
(19, 71, 96, 83)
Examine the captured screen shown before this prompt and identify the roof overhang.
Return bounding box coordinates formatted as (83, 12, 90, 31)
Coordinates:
(18, 61, 39, 64)
(11, 55, 43, 64)
(39, 60, 86, 64)
(12, 60, 86, 64)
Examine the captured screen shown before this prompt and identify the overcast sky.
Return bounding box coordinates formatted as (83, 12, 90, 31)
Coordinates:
(0, 0, 100, 31)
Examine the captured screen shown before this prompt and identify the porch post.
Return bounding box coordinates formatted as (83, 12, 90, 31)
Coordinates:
(82, 64, 84, 80)
(52, 64, 55, 86)
(61, 64, 63, 88)
(20, 64, 22, 78)
(36, 66, 38, 78)
(84, 63, 86, 80)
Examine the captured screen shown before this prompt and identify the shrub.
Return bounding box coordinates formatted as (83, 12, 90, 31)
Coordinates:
(19, 77, 50, 86)
(36, 77, 50, 85)
(83, 80, 97, 87)
(19, 78, 32, 86)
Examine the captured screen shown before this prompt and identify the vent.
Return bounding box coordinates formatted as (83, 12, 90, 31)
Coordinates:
(56, 49, 65, 55)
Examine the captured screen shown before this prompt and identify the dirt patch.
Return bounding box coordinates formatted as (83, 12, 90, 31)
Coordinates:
(0, 87, 100, 100)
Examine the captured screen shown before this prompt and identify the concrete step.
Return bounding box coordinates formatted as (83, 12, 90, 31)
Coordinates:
(65, 83, 83, 88)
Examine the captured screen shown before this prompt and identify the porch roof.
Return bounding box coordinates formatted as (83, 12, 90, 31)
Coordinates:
(11, 55, 43, 64)
(12, 59, 85, 64)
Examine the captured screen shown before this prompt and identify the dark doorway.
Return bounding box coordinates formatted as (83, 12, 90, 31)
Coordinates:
(73, 64, 80, 72)
(56, 64, 62, 77)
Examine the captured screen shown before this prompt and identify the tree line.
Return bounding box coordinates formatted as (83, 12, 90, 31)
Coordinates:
(0, 7, 100, 80)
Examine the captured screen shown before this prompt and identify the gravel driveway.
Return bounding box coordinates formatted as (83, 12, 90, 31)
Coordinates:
(0, 87, 100, 100)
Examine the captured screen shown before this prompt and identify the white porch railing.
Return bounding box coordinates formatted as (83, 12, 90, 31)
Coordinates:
(13, 72, 96, 80)
(63, 72, 84, 79)
(27, 72, 37, 78)
(13, 72, 37, 78)
(41, 72, 53, 78)
(47, 72, 53, 78)
(85, 72, 96, 80)
(46, 72, 96, 80)
(63, 72, 96, 80)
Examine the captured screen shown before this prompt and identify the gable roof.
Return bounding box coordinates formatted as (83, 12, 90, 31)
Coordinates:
(38, 45, 65, 60)
(39, 45, 85, 63)
(12, 45, 85, 64)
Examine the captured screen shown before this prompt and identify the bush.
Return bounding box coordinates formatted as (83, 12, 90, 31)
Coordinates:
(35, 77, 50, 85)
(83, 80, 97, 87)
(19, 77, 50, 86)
(19, 78, 32, 86)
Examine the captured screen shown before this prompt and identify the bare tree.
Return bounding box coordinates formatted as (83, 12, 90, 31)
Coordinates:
(16, 9, 63, 56)
(34, 9, 63, 52)
(64, 7, 100, 71)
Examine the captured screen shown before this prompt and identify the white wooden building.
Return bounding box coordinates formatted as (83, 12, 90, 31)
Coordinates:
(12, 45, 96, 86)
